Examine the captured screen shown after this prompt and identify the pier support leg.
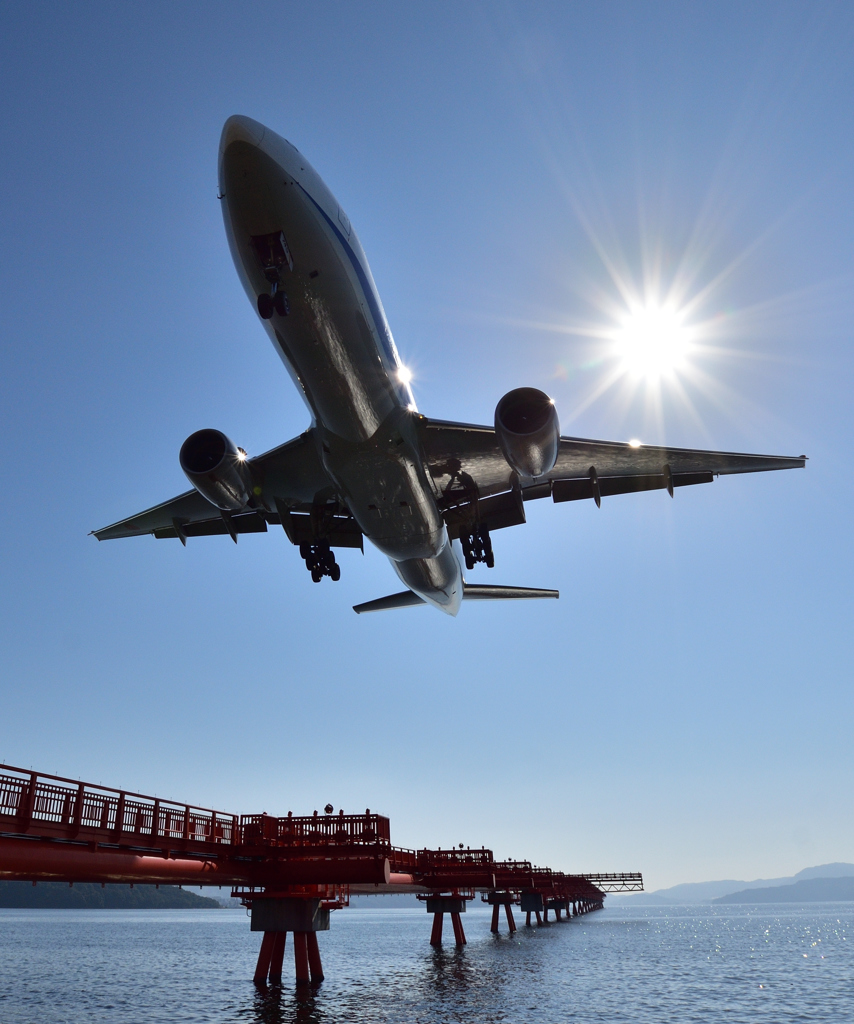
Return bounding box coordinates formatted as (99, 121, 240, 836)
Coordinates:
(450, 911, 466, 946)
(306, 932, 324, 983)
(430, 911, 444, 946)
(504, 903, 516, 933)
(535, 911, 542, 926)
(525, 911, 532, 927)
(293, 932, 310, 985)
(253, 932, 275, 985)
(491, 903, 500, 933)
(268, 933, 286, 985)
(543, 906, 549, 923)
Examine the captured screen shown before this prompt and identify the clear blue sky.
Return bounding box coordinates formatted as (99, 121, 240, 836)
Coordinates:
(1, 2, 852, 891)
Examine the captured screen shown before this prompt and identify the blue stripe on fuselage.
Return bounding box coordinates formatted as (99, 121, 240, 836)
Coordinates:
(297, 184, 400, 373)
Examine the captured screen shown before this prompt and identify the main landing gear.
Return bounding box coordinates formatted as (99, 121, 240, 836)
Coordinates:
(461, 525, 494, 571)
(300, 541, 340, 583)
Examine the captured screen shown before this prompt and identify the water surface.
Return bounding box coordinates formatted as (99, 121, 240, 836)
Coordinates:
(0, 903, 850, 1022)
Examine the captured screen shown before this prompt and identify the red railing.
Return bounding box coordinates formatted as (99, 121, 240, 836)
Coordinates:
(0, 765, 237, 847)
(240, 811, 391, 848)
(415, 847, 493, 870)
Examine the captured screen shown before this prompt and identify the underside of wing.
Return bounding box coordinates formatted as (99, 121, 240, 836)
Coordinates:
(418, 417, 806, 535)
(92, 429, 362, 546)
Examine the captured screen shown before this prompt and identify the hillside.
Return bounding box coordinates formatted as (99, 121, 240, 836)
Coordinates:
(608, 863, 854, 905)
(713, 876, 854, 904)
(0, 882, 221, 909)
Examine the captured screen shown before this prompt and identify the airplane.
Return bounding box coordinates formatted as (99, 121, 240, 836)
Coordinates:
(93, 115, 806, 616)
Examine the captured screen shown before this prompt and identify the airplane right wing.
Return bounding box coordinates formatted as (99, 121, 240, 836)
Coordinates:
(417, 417, 806, 535)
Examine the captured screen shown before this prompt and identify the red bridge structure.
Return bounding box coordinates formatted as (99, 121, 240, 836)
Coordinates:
(0, 764, 643, 987)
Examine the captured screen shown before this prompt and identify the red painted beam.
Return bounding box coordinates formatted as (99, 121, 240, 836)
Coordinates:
(0, 837, 389, 887)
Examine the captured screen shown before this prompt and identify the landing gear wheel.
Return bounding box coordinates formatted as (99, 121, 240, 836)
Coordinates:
(462, 526, 495, 570)
(311, 565, 322, 583)
(330, 563, 341, 582)
(274, 291, 289, 317)
(257, 293, 274, 319)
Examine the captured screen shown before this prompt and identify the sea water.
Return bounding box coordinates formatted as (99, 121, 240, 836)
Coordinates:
(0, 903, 850, 1023)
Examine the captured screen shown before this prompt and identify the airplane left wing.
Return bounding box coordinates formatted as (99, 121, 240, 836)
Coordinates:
(92, 429, 361, 546)
(417, 417, 805, 536)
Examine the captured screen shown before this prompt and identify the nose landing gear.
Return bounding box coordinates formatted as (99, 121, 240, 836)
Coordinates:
(257, 278, 289, 320)
(461, 525, 494, 571)
(252, 230, 293, 320)
(300, 541, 341, 582)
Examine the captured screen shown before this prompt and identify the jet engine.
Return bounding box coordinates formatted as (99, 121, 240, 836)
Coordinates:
(494, 387, 560, 478)
(179, 428, 251, 510)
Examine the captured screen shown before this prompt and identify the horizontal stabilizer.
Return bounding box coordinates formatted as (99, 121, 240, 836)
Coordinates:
(462, 584, 559, 600)
(352, 583, 559, 613)
(352, 591, 427, 614)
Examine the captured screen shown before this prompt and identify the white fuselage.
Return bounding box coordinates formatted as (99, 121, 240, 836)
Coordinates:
(218, 116, 462, 614)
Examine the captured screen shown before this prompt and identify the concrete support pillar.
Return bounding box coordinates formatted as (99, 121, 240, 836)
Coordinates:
(430, 911, 444, 946)
(504, 903, 516, 933)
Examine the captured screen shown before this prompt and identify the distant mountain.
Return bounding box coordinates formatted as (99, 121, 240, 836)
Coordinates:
(0, 882, 221, 909)
(608, 863, 854, 905)
(713, 876, 854, 904)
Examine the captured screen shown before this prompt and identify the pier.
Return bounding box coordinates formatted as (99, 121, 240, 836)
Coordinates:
(0, 763, 643, 987)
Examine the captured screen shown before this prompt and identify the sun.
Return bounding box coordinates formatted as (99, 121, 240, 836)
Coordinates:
(613, 302, 692, 381)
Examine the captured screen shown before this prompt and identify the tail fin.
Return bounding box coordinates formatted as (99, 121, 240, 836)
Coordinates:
(353, 584, 558, 614)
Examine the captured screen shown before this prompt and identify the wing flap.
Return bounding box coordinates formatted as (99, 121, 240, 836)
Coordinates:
(552, 471, 713, 503)
(153, 511, 269, 540)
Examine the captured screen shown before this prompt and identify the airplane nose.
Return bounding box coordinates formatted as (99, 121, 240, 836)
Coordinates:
(219, 115, 267, 157)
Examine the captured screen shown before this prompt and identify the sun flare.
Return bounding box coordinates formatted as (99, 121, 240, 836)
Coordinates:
(613, 303, 692, 381)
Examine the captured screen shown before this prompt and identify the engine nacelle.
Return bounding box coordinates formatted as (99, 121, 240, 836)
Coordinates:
(179, 429, 251, 511)
(494, 387, 560, 479)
